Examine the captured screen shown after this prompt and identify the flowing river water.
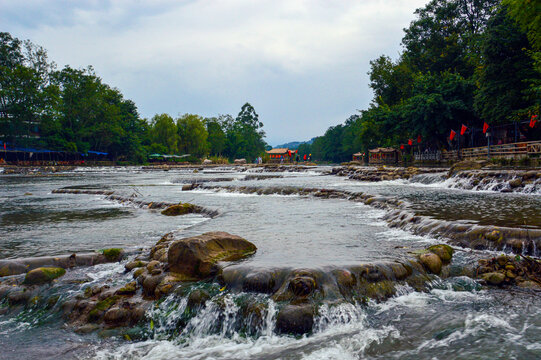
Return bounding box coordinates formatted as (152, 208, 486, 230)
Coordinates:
(0, 166, 540, 359)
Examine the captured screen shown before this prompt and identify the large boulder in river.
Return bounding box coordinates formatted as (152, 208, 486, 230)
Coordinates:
(419, 253, 442, 275)
(23, 267, 66, 285)
(167, 232, 257, 279)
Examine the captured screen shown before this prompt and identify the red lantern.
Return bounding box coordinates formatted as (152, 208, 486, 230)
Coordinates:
(417, 135, 422, 143)
(408, 139, 413, 146)
(400, 144, 404, 150)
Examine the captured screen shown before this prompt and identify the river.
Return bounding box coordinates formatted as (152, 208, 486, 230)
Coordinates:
(0, 166, 540, 359)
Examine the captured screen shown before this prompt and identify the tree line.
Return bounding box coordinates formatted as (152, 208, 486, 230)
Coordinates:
(0, 32, 267, 163)
(298, 0, 540, 163)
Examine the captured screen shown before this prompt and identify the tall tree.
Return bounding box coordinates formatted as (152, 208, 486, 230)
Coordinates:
(205, 116, 227, 156)
(402, 0, 498, 76)
(176, 113, 209, 157)
(0, 32, 54, 147)
(226, 103, 266, 160)
(150, 113, 178, 154)
(474, 6, 537, 124)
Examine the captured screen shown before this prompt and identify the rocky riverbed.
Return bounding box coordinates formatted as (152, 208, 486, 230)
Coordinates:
(1, 165, 540, 359)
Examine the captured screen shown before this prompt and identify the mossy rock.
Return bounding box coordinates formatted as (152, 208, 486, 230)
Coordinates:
(481, 272, 505, 286)
(427, 244, 454, 263)
(89, 295, 120, 321)
(485, 230, 502, 242)
(100, 248, 124, 261)
(23, 267, 66, 285)
(116, 281, 137, 295)
(168, 232, 257, 279)
(161, 203, 196, 216)
(419, 253, 443, 275)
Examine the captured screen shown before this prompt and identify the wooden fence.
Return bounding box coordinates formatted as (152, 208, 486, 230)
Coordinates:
(461, 140, 541, 159)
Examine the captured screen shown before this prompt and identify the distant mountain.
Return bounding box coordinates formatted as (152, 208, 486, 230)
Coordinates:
(274, 138, 315, 149)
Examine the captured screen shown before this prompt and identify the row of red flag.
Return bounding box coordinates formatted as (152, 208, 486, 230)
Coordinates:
(399, 115, 538, 149)
(449, 115, 538, 141)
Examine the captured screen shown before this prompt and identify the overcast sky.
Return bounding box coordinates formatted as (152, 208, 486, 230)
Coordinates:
(2, 0, 429, 146)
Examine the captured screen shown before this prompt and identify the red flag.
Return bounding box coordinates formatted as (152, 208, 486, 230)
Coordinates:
(450, 130, 456, 141)
(417, 135, 422, 143)
(483, 122, 489, 134)
(408, 139, 413, 146)
(460, 124, 468, 136)
(530, 115, 538, 128)
(400, 144, 404, 150)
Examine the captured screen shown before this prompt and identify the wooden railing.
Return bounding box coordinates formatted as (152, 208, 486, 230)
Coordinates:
(441, 150, 459, 161)
(461, 140, 541, 159)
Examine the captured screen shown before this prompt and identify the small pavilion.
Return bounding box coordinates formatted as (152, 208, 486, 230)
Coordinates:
(266, 148, 296, 163)
(352, 152, 364, 162)
(368, 147, 398, 165)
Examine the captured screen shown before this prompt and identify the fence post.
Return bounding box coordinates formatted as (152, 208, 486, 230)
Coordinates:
(486, 132, 491, 159)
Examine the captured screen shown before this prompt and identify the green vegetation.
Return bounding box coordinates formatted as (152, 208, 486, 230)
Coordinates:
(0, 32, 267, 163)
(298, 0, 540, 163)
(100, 248, 124, 261)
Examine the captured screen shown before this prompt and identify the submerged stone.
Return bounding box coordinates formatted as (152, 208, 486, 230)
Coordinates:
(161, 203, 196, 216)
(0, 260, 27, 277)
(275, 303, 314, 335)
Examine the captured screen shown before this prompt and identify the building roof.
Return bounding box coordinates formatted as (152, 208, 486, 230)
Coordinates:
(369, 147, 397, 153)
(353, 152, 363, 156)
(266, 148, 289, 154)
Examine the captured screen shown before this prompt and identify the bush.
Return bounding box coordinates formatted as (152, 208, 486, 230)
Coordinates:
(210, 156, 229, 164)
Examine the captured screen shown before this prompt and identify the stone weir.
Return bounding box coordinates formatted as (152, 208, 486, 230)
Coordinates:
(51, 188, 219, 218)
(0, 231, 540, 339)
(186, 184, 541, 256)
(331, 165, 444, 182)
(331, 161, 541, 194)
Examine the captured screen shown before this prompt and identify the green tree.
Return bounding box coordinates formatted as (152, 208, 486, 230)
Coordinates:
(368, 56, 413, 107)
(0, 32, 54, 147)
(226, 103, 266, 160)
(150, 113, 178, 154)
(176, 113, 209, 157)
(205, 116, 227, 156)
(474, 6, 537, 124)
(402, 0, 498, 77)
